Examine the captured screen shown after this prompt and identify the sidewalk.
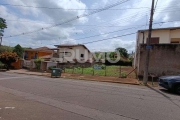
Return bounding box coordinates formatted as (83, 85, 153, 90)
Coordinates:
(7, 69, 140, 85)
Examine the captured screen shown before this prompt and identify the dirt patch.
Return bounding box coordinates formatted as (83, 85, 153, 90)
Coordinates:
(62, 73, 139, 85)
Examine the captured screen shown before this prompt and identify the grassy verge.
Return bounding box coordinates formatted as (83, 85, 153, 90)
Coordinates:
(64, 65, 128, 77)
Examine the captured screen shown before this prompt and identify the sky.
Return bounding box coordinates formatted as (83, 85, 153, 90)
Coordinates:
(0, 0, 180, 53)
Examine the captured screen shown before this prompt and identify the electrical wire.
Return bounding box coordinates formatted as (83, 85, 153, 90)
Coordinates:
(82, 32, 137, 44)
(0, 3, 149, 10)
(2, 0, 129, 38)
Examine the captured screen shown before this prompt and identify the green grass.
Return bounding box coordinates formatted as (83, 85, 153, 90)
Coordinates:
(0, 62, 5, 69)
(64, 65, 128, 77)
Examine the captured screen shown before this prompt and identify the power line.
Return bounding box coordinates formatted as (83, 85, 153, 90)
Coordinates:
(3, 0, 129, 38)
(1, 2, 180, 10)
(74, 11, 149, 36)
(5, 20, 179, 42)
(75, 26, 142, 40)
(0, 3, 149, 10)
(67, 20, 180, 42)
(82, 32, 136, 44)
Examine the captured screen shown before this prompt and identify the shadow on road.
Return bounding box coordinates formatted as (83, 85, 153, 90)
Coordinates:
(147, 86, 180, 109)
(159, 89, 180, 96)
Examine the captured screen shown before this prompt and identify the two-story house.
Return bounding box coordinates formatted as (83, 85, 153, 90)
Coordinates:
(134, 27, 180, 76)
(51, 44, 93, 63)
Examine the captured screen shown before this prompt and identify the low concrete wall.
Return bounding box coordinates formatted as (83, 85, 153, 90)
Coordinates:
(138, 44, 180, 76)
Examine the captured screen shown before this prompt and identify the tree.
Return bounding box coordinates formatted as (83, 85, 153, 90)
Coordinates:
(115, 47, 128, 58)
(0, 52, 18, 70)
(0, 18, 7, 36)
(13, 44, 24, 58)
(0, 45, 14, 53)
(0, 18, 7, 46)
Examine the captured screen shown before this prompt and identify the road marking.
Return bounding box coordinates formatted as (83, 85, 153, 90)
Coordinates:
(4, 107, 15, 109)
(0, 76, 28, 80)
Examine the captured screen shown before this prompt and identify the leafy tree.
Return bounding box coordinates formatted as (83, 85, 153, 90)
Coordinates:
(109, 52, 116, 59)
(0, 45, 14, 53)
(13, 44, 24, 58)
(0, 18, 7, 46)
(0, 17, 7, 36)
(34, 58, 43, 70)
(115, 47, 128, 58)
(0, 52, 18, 70)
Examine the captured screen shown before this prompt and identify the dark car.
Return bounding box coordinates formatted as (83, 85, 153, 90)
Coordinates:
(159, 75, 180, 94)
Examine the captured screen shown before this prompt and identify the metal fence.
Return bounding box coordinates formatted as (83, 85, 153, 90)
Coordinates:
(63, 64, 136, 78)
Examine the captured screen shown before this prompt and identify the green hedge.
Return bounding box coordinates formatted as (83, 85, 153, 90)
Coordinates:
(105, 59, 132, 66)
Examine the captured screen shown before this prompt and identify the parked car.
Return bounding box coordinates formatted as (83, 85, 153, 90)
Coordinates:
(159, 75, 180, 94)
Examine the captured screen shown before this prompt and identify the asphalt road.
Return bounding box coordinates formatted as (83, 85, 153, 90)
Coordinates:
(0, 72, 180, 120)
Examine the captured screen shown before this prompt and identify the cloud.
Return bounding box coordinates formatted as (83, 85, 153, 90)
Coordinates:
(0, 0, 88, 48)
(110, 38, 135, 52)
(1, 0, 178, 52)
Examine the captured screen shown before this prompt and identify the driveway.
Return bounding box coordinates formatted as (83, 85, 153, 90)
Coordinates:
(0, 72, 180, 120)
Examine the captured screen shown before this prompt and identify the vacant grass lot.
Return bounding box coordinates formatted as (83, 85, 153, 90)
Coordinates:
(64, 65, 128, 77)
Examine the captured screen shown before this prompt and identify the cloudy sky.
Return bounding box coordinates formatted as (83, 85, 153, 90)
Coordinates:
(0, 0, 180, 53)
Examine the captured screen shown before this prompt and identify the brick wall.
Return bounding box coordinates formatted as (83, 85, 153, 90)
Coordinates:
(138, 44, 180, 76)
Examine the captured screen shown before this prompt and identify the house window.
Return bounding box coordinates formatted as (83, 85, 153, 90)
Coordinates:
(146, 37, 159, 44)
(80, 54, 84, 58)
(171, 38, 180, 43)
(171, 41, 179, 43)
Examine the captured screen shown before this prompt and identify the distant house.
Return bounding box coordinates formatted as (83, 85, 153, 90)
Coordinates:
(134, 27, 180, 76)
(51, 44, 93, 63)
(24, 47, 53, 60)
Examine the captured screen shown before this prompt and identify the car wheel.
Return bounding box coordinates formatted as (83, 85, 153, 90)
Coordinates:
(175, 85, 180, 94)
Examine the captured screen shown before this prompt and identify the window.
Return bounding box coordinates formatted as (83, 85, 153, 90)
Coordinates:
(171, 38, 180, 43)
(146, 37, 159, 44)
(80, 54, 84, 58)
(171, 41, 179, 43)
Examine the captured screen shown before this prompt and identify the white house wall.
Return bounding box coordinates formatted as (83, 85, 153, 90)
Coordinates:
(170, 29, 180, 38)
(57, 46, 91, 62)
(138, 30, 170, 44)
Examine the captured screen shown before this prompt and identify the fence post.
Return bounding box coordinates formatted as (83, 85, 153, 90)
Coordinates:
(119, 66, 121, 78)
(105, 65, 106, 76)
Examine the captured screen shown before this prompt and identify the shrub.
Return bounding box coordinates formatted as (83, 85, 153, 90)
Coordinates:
(34, 58, 43, 70)
(101, 65, 106, 69)
(0, 61, 5, 69)
(0, 52, 18, 70)
(121, 72, 127, 78)
(48, 66, 56, 70)
(105, 59, 132, 66)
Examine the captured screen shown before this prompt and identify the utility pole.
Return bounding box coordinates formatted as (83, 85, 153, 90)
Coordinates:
(143, 0, 155, 85)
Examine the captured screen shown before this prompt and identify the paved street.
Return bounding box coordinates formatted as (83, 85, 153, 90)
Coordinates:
(0, 72, 180, 120)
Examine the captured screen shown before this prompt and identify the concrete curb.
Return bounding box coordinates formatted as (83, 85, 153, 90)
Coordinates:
(7, 71, 140, 86)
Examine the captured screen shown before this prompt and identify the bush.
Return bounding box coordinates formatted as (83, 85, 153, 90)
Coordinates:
(101, 65, 105, 69)
(0, 52, 18, 70)
(48, 66, 56, 70)
(0, 61, 5, 69)
(105, 59, 132, 66)
(121, 72, 127, 78)
(34, 58, 43, 70)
